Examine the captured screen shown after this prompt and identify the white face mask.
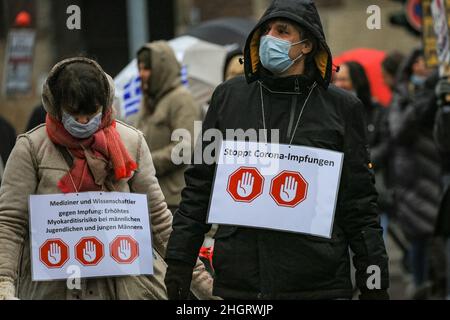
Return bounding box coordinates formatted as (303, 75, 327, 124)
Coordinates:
(259, 35, 307, 74)
(62, 111, 102, 139)
(410, 74, 426, 86)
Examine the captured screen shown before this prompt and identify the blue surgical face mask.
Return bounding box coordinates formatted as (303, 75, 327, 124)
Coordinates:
(411, 74, 426, 87)
(259, 35, 307, 74)
(62, 110, 103, 139)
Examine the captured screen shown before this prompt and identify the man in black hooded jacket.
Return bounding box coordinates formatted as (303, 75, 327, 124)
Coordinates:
(164, 0, 389, 300)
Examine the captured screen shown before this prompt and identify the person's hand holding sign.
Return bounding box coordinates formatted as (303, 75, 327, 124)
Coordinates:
(237, 171, 255, 198)
(48, 242, 61, 265)
(83, 241, 97, 263)
(119, 239, 132, 260)
(280, 176, 298, 203)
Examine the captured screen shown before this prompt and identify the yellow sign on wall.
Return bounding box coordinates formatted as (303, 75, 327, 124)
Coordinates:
(422, 0, 439, 68)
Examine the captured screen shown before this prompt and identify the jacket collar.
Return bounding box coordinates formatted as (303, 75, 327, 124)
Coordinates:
(260, 71, 317, 94)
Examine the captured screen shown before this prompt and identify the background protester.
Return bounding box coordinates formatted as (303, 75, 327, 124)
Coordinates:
(25, 104, 46, 132)
(434, 79, 450, 299)
(0, 116, 16, 185)
(382, 51, 406, 92)
(135, 41, 201, 214)
(334, 61, 393, 229)
(388, 49, 444, 299)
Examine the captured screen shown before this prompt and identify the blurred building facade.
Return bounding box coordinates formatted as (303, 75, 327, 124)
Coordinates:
(0, 0, 421, 133)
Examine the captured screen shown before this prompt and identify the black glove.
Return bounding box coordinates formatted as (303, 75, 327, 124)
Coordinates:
(359, 289, 390, 300)
(164, 259, 194, 300)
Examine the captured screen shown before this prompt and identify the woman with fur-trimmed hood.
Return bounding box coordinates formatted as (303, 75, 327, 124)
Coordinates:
(0, 57, 213, 300)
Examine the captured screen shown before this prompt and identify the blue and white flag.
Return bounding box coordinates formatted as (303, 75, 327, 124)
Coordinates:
(114, 59, 142, 119)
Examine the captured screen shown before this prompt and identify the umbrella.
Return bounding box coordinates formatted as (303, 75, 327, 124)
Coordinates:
(334, 48, 392, 107)
(185, 17, 256, 50)
(169, 36, 227, 87)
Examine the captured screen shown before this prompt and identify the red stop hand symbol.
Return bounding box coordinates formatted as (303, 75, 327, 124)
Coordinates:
(270, 171, 308, 207)
(227, 167, 264, 203)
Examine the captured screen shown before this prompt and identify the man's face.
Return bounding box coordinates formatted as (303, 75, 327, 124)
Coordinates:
(261, 19, 304, 62)
(139, 63, 151, 92)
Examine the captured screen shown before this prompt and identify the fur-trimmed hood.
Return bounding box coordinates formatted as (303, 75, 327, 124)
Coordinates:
(41, 57, 115, 119)
(243, 0, 333, 88)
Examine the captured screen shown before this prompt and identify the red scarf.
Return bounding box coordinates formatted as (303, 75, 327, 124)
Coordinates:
(46, 111, 138, 193)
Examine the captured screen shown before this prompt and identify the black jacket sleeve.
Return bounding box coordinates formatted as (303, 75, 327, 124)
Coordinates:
(165, 85, 225, 267)
(369, 108, 390, 170)
(389, 83, 437, 146)
(434, 107, 450, 154)
(338, 99, 390, 293)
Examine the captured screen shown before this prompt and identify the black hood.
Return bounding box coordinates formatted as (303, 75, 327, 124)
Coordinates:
(395, 47, 439, 94)
(396, 47, 423, 84)
(243, 0, 333, 88)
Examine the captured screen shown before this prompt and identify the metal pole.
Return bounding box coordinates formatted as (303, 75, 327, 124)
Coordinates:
(126, 0, 149, 60)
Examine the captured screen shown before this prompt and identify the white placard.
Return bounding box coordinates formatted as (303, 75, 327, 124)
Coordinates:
(2, 29, 36, 96)
(29, 192, 153, 281)
(207, 141, 344, 239)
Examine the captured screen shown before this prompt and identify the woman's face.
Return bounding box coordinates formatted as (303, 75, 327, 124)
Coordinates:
(334, 64, 354, 91)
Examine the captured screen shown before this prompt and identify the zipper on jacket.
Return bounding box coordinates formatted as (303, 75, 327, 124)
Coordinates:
(286, 79, 300, 141)
(286, 96, 297, 141)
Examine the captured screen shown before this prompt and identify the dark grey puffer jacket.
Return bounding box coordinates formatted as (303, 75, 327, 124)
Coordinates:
(166, 0, 389, 300)
(388, 50, 442, 239)
(434, 107, 450, 237)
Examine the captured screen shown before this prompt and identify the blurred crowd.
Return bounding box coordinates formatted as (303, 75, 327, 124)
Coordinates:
(334, 49, 450, 300)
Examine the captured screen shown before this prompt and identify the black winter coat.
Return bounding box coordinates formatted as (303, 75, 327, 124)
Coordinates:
(388, 60, 441, 239)
(434, 107, 450, 236)
(365, 102, 393, 213)
(0, 116, 16, 183)
(25, 104, 46, 132)
(166, 0, 389, 300)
